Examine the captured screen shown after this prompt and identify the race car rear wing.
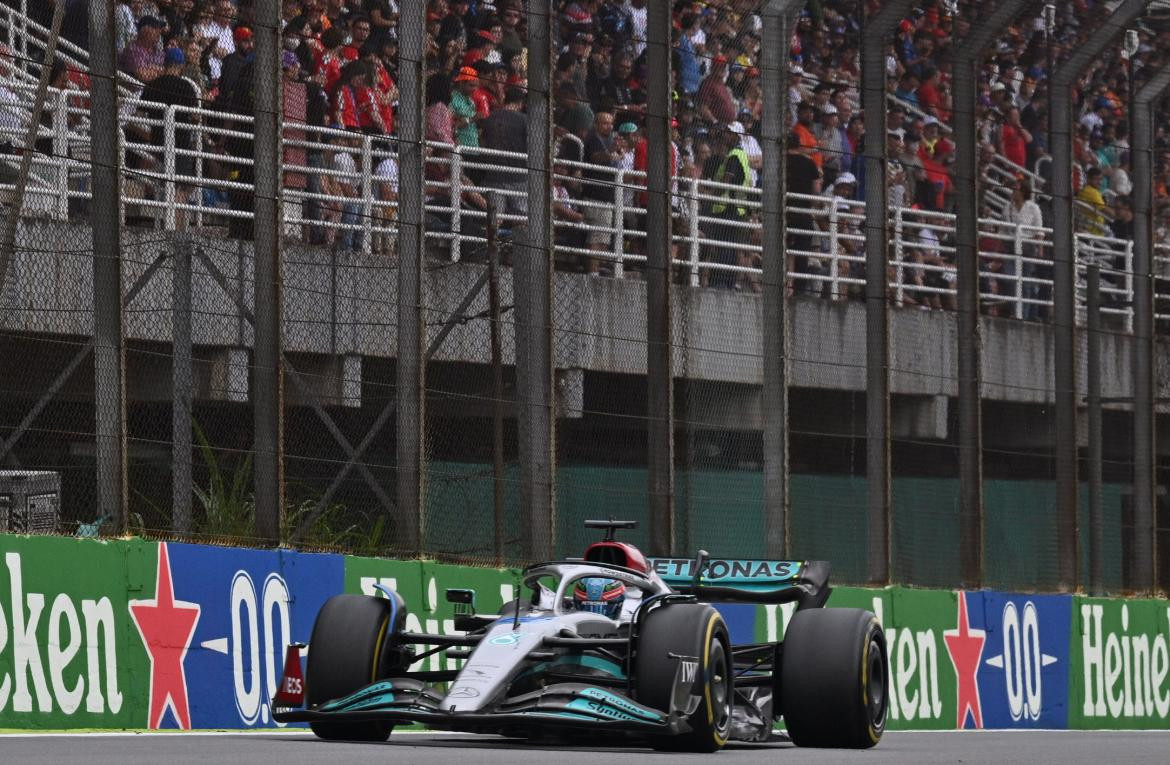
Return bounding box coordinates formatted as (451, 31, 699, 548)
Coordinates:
(648, 557, 831, 610)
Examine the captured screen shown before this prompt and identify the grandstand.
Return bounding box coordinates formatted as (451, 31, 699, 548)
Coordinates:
(0, 0, 1168, 592)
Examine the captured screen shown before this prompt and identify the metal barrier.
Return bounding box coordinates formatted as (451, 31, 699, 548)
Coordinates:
(4, 79, 1166, 327)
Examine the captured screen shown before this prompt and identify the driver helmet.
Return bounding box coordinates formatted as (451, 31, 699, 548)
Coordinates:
(573, 577, 626, 619)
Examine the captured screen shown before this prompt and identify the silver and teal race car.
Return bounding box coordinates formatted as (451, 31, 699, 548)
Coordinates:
(274, 520, 888, 751)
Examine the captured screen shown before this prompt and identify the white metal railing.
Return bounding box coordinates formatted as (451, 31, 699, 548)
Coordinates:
(4, 80, 1169, 326)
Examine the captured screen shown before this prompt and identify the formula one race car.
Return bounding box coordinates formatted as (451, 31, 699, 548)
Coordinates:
(274, 520, 888, 751)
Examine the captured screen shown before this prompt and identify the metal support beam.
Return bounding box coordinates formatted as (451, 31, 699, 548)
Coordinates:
(953, 0, 1026, 590)
(861, 0, 912, 585)
(645, 0, 673, 556)
(1086, 264, 1103, 595)
(89, 0, 127, 532)
(1049, 0, 1146, 591)
(1130, 63, 1170, 595)
(252, 0, 284, 542)
(397, 0, 427, 553)
(173, 237, 193, 533)
(487, 194, 506, 566)
(761, 0, 803, 559)
(516, 2, 556, 561)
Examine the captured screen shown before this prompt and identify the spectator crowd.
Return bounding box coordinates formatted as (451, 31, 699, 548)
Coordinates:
(12, 0, 1170, 311)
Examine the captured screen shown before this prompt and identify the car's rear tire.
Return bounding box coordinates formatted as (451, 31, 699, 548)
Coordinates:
(633, 603, 732, 753)
(307, 593, 405, 741)
(780, 607, 888, 748)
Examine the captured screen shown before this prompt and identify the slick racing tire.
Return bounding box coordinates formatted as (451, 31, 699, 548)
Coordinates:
(634, 603, 732, 753)
(780, 607, 888, 749)
(307, 593, 405, 741)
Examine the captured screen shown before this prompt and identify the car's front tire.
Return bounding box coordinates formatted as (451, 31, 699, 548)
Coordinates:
(306, 593, 405, 741)
(633, 603, 732, 752)
(780, 607, 888, 748)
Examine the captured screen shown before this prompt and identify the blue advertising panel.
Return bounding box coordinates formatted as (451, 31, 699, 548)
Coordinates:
(164, 542, 345, 729)
(968, 591, 1072, 729)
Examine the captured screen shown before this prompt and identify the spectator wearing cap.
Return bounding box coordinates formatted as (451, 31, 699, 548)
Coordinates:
(821, 171, 860, 297)
(281, 49, 310, 230)
(119, 16, 166, 83)
(706, 121, 752, 289)
(787, 65, 804, 122)
(217, 26, 255, 108)
(697, 55, 735, 126)
(138, 46, 199, 224)
(450, 65, 481, 148)
(463, 23, 500, 68)
(816, 103, 847, 187)
(480, 85, 528, 216)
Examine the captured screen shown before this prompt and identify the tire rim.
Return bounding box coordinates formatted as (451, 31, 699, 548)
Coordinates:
(708, 639, 731, 733)
(866, 637, 887, 730)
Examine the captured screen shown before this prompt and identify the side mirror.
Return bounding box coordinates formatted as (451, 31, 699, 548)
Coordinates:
(446, 588, 477, 615)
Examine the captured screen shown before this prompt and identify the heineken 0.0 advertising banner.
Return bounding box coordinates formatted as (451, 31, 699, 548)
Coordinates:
(0, 533, 1167, 731)
(1069, 596, 1170, 729)
(0, 536, 154, 729)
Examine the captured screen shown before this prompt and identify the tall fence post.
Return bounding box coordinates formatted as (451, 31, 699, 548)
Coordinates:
(761, 0, 801, 559)
(861, 0, 911, 585)
(397, 0, 427, 553)
(1087, 264, 1103, 595)
(252, 0, 285, 543)
(1049, 0, 1146, 590)
(1130, 63, 1170, 595)
(88, 0, 128, 533)
(515, 0, 555, 561)
(952, 0, 1026, 590)
(173, 236, 193, 533)
(645, 0, 674, 555)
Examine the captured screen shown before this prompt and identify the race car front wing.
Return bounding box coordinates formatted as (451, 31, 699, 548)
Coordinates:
(274, 677, 689, 734)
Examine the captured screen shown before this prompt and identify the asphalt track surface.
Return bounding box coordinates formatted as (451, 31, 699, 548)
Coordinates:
(4, 730, 1170, 764)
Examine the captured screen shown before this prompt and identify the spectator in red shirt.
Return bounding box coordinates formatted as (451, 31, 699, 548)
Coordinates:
(917, 66, 943, 118)
(471, 60, 498, 118)
(697, 55, 735, 125)
(999, 106, 1031, 169)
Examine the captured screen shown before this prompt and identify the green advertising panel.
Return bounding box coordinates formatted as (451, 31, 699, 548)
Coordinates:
(1069, 596, 1170, 730)
(0, 535, 155, 729)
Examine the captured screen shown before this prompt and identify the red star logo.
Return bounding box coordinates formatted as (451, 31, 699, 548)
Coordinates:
(129, 543, 201, 729)
(943, 591, 986, 729)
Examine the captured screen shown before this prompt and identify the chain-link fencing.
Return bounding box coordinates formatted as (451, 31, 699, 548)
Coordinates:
(3, 0, 1170, 594)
